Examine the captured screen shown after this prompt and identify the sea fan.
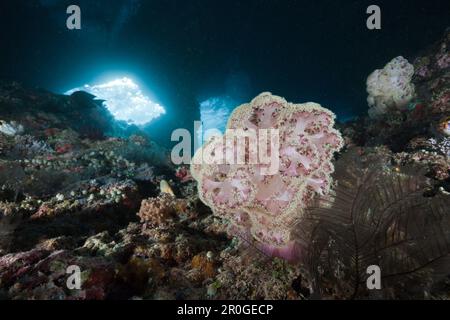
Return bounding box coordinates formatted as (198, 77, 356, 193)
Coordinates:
(295, 149, 450, 299)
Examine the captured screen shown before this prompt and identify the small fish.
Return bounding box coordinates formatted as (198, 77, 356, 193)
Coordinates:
(160, 180, 175, 197)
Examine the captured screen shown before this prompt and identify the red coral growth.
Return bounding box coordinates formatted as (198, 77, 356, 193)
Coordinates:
(175, 166, 193, 183)
(410, 103, 427, 120)
(55, 143, 73, 154)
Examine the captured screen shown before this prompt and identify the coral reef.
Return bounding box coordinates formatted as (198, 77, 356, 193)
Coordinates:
(212, 250, 303, 300)
(0, 82, 239, 299)
(191, 92, 343, 261)
(0, 29, 448, 300)
(342, 30, 449, 187)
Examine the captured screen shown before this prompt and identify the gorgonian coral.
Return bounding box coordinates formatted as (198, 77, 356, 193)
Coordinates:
(366, 56, 415, 118)
(191, 93, 343, 261)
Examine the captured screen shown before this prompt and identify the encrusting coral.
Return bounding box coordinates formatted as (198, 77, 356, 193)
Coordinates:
(138, 193, 176, 227)
(191, 92, 343, 261)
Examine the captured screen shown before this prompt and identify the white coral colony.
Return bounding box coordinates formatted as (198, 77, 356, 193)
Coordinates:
(366, 56, 416, 118)
(191, 92, 344, 261)
(0, 120, 24, 136)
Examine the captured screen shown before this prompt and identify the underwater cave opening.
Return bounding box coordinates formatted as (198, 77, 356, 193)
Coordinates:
(66, 77, 166, 127)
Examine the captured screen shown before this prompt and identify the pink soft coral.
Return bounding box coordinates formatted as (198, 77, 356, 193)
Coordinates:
(191, 92, 343, 261)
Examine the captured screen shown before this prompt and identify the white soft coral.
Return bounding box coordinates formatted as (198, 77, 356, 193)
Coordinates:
(367, 56, 415, 118)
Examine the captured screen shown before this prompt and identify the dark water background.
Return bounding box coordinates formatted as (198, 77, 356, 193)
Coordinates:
(0, 0, 449, 145)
